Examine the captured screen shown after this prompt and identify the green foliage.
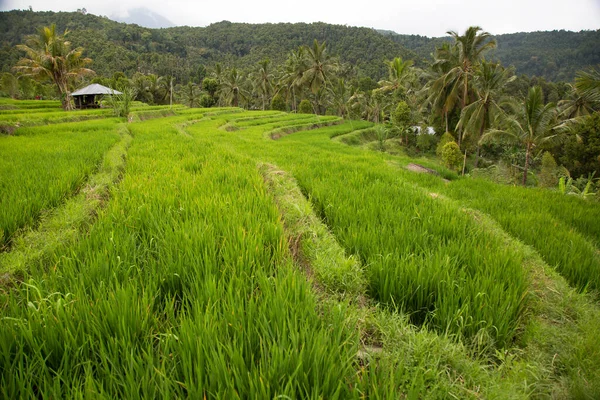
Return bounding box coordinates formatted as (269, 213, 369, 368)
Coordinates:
(374, 124, 388, 151)
(385, 29, 600, 82)
(0, 11, 417, 82)
(13, 24, 94, 110)
(538, 151, 560, 187)
(392, 101, 411, 129)
(416, 130, 438, 153)
(441, 141, 463, 171)
(199, 93, 215, 108)
(558, 112, 600, 178)
(298, 99, 313, 114)
(270, 93, 286, 111)
(106, 87, 134, 117)
(436, 131, 456, 157)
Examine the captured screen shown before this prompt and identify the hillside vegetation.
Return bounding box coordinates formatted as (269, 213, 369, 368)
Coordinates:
(2, 10, 599, 83)
(0, 10, 417, 81)
(381, 29, 600, 82)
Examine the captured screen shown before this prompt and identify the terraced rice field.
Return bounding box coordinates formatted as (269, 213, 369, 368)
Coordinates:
(1, 101, 599, 398)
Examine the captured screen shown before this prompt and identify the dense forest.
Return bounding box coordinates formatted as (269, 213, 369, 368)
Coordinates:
(0, 10, 418, 81)
(2, 10, 599, 83)
(381, 29, 600, 82)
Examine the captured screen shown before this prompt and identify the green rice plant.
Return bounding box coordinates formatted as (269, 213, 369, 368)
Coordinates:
(0, 111, 362, 398)
(432, 178, 600, 291)
(184, 115, 529, 349)
(2, 107, 599, 398)
(0, 119, 120, 248)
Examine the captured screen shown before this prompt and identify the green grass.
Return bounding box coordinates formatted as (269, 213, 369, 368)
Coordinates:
(1, 106, 599, 398)
(0, 124, 132, 276)
(201, 117, 529, 348)
(0, 118, 120, 248)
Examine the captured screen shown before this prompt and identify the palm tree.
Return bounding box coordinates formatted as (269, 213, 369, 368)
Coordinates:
(251, 59, 274, 110)
(328, 78, 352, 118)
(147, 74, 166, 105)
(219, 67, 249, 107)
(181, 82, 201, 108)
(132, 72, 151, 103)
(575, 67, 600, 106)
(481, 86, 558, 185)
(457, 61, 515, 167)
(281, 47, 309, 112)
(14, 24, 94, 110)
(558, 67, 600, 119)
(302, 40, 338, 114)
(427, 42, 460, 133)
(432, 27, 496, 145)
(378, 57, 414, 98)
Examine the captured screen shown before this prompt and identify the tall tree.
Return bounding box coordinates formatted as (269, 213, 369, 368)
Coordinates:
(328, 78, 352, 118)
(302, 40, 338, 114)
(481, 86, 558, 185)
(378, 57, 414, 98)
(559, 67, 600, 119)
(457, 61, 515, 167)
(219, 67, 248, 107)
(14, 24, 94, 110)
(251, 59, 274, 110)
(432, 27, 496, 145)
(427, 42, 460, 133)
(281, 47, 308, 112)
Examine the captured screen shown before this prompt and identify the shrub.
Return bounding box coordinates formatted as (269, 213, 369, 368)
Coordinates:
(416, 130, 438, 153)
(298, 99, 314, 114)
(538, 151, 560, 187)
(199, 94, 214, 108)
(270, 94, 286, 111)
(441, 141, 463, 171)
(436, 132, 456, 157)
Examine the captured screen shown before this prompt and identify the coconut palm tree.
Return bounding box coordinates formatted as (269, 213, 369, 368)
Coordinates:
(280, 48, 308, 112)
(575, 67, 600, 106)
(14, 24, 94, 110)
(181, 82, 201, 108)
(251, 59, 274, 110)
(481, 86, 558, 185)
(328, 78, 352, 118)
(457, 60, 515, 167)
(219, 67, 249, 107)
(302, 40, 338, 114)
(427, 42, 460, 133)
(431, 27, 496, 145)
(378, 57, 414, 98)
(558, 67, 600, 119)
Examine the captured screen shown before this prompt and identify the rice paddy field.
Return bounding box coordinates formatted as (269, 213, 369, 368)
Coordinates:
(1, 100, 599, 398)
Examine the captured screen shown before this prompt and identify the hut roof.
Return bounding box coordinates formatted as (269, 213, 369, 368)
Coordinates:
(72, 84, 122, 96)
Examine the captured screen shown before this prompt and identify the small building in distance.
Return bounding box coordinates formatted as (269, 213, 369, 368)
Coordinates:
(71, 84, 122, 109)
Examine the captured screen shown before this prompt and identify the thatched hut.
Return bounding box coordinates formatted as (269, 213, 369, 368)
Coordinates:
(72, 84, 122, 109)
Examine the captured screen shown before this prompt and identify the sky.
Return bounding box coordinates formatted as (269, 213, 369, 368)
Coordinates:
(1, 0, 599, 37)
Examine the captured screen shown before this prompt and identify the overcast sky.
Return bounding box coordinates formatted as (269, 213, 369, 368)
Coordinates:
(1, 0, 599, 37)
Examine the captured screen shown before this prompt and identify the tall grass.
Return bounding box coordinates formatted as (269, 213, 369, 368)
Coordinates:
(185, 116, 530, 349)
(0, 111, 361, 398)
(0, 119, 120, 248)
(3, 107, 599, 397)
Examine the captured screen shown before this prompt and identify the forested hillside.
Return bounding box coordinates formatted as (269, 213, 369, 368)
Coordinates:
(3, 10, 598, 83)
(0, 10, 418, 82)
(381, 29, 600, 81)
